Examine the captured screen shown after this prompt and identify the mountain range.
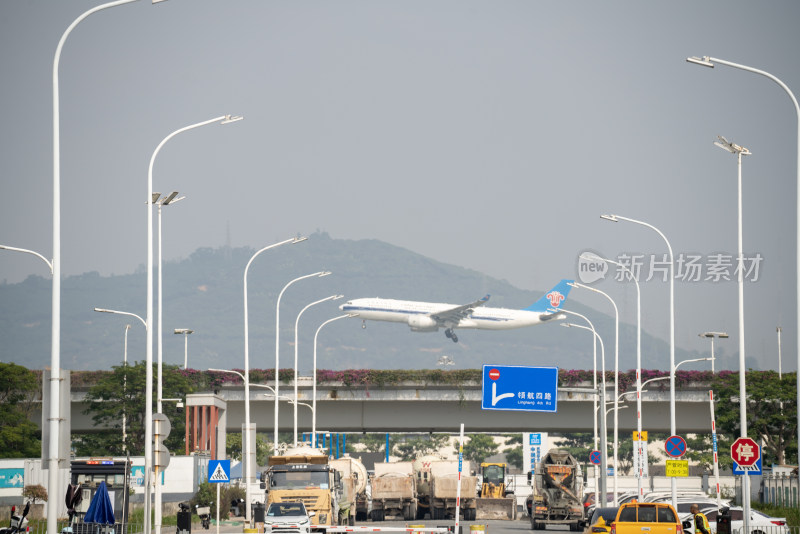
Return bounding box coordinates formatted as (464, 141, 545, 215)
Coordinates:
(1, 232, 742, 373)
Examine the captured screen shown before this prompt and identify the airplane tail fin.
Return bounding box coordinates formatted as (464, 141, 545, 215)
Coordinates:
(524, 279, 573, 312)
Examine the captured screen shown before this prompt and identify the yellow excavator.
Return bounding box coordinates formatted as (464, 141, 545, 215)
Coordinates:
(475, 462, 516, 520)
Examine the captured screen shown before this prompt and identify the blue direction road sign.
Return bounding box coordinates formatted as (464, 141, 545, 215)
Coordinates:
(589, 450, 602, 465)
(665, 435, 687, 458)
(481, 365, 558, 413)
(208, 460, 230, 483)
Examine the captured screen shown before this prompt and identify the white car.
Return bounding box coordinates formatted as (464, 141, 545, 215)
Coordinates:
(264, 502, 315, 534)
(682, 506, 789, 534)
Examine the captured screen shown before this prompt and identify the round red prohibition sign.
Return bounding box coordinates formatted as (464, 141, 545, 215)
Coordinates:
(489, 368, 500, 380)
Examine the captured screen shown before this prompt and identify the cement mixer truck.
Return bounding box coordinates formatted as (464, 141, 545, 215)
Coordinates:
(329, 456, 368, 525)
(527, 449, 584, 531)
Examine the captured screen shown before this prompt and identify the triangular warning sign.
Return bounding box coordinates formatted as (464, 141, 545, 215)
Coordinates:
(210, 463, 229, 482)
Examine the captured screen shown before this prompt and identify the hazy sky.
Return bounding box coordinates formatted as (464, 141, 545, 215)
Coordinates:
(1, 1, 798, 371)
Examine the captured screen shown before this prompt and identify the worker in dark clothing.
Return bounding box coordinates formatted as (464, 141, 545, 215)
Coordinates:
(691, 504, 711, 534)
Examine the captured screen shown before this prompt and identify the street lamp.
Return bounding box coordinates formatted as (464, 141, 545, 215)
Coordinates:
(312, 314, 355, 445)
(560, 320, 609, 506)
(601, 213, 678, 510)
(241, 236, 306, 525)
(50, 0, 139, 531)
(554, 308, 602, 500)
(156, 191, 185, 413)
(174, 328, 194, 369)
(124, 324, 131, 452)
(687, 53, 800, 504)
(580, 252, 645, 498)
(699, 332, 728, 373)
(568, 282, 621, 505)
(293, 295, 342, 446)
(147, 115, 242, 534)
(275, 271, 330, 453)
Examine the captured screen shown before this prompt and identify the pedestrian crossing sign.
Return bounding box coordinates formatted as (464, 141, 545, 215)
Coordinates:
(208, 460, 230, 483)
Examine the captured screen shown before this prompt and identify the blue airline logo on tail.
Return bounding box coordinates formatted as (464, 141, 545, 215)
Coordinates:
(524, 279, 574, 312)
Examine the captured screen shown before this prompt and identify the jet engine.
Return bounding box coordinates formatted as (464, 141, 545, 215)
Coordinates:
(407, 315, 439, 332)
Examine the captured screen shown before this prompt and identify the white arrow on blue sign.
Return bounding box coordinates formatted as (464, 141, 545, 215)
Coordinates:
(481, 365, 558, 413)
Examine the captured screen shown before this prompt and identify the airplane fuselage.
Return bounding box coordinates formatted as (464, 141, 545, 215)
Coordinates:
(340, 297, 549, 331)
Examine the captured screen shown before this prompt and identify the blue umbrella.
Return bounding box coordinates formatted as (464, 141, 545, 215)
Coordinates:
(84, 481, 115, 525)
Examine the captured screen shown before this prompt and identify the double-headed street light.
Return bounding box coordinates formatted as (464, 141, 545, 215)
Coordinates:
(147, 115, 242, 534)
(293, 295, 342, 446)
(174, 328, 194, 369)
(242, 237, 307, 525)
(699, 332, 728, 373)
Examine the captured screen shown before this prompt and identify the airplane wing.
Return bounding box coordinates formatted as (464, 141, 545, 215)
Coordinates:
(429, 294, 490, 326)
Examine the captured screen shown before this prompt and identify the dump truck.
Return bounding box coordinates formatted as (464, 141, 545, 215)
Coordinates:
(369, 461, 417, 521)
(260, 446, 341, 531)
(429, 461, 478, 520)
(476, 462, 516, 520)
(528, 449, 584, 531)
(329, 455, 368, 525)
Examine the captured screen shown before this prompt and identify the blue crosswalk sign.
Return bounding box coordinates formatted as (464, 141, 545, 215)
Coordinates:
(208, 460, 230, 483)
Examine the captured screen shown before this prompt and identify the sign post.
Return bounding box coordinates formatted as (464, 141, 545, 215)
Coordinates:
(208, 460, 230, 534)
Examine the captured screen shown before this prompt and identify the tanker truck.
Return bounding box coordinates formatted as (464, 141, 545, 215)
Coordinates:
(527, 449, 584, 531)
(369, 461, 417, 521)
(329, 455, 368, 525)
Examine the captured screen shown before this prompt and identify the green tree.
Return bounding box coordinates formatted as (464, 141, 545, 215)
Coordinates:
(226, 432, 274, 466)
(457, 434, 499, 466)
(350, 433, 395, 453)
(393, 434, 450, 461)
(77, 362, 195, 456)
(0, 363, 41, 458)
(558, 433, 594, 463)
(712, 371, 797, 465)
(504, 446, 523, 470)
(23, 484, 48, 504)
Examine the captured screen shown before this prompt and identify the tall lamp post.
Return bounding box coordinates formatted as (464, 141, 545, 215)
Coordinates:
(561, 322, 609, 505)
(554, 307, 602, 500)
(699, 332, 728, 373)
(687, 52, 800, 480)
(601, 213, 677, 509)
(50, 4, 139, 533)
(581, 253, 644, 497)
(156, 191, 185, 413)
(242, 237, 307, 525)
(293, 295, 342, 446)
(174, 328, 194, 369)
(312, 314, 356, 445)
(274, 271, 330, 453)
(94, 308, 146, 454)
(148, 116, 242, 534)
(569, 282, 621, 505)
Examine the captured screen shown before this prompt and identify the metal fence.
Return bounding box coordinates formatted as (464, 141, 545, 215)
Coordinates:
(27, 522, 144, 534)
(732, 527, 799, 534)
(760, 473, 799, 508)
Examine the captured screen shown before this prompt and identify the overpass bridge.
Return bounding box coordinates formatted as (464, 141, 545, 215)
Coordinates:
(67, 378, 717, 434)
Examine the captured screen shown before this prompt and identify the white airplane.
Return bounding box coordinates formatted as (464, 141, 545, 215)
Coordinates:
(339, 279, 573, 343)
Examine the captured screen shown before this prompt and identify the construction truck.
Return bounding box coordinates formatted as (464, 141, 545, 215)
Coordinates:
(476, 462, 516, 520)
(369, 461, 417, 521)
(527, 449, 584, 531)
(260, 446, 341, 531)
(329, 455, 368, 525)
(412, 456, 477, 520)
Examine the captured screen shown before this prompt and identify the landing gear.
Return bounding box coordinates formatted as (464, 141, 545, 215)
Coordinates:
(362, 320, 366, 329)
(444, 328, 459, 343)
